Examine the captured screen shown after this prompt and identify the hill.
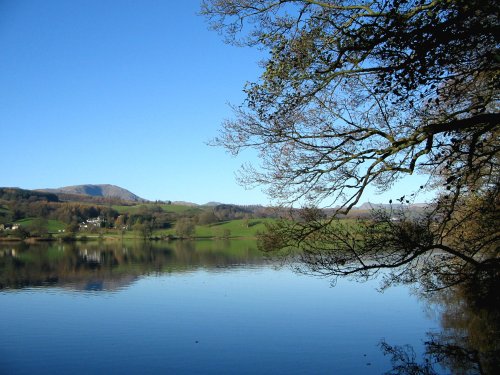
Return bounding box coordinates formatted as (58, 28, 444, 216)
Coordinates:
(39, 184, 146, 202)
(0, 187, 60, 202)
(353, 202, 428, 210)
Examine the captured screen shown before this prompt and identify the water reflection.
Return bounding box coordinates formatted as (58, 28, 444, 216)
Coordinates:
(0, 240, 264, 291)
(381, 277, 500, 375)
(1, 241, 498, 374)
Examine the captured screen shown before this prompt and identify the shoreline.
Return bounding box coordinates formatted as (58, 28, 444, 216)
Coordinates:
(0, 235, 258, 243)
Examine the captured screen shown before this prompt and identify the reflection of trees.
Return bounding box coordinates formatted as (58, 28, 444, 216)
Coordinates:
(380, 341, 436, 375)
(261, 190, 499, 292)
(381, 279, 500, 374)
(0, 240, 263, 290)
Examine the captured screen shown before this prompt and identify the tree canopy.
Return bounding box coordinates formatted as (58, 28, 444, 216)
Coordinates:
(203, 0, 499, 209)
(203, 0, 500, 290)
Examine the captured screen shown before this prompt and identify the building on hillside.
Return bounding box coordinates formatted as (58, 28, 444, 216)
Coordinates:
(80, 216, 104, 229)
(1, 224, 20, 231)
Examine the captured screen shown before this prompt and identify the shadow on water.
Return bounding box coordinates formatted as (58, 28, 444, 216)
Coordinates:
(380, 276, 500, 375)
(0, 240, 264, 291)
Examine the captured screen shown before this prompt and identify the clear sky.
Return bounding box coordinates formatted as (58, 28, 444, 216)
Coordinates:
(0, 0, 434, 205)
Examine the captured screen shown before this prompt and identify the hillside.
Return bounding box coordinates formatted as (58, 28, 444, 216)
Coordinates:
(38, 184, 146, 202)
(0, 187, 60, 202)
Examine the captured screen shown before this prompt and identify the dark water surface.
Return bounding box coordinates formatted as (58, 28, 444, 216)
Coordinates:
(0, 240, 441, 374)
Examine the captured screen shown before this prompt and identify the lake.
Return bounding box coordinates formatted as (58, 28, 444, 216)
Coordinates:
(0, 240, 444, 374)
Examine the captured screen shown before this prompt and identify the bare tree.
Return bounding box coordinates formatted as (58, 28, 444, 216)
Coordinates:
(202, 0, 499, 289)
(202, 0, 498, 209)
(175, 218, 195, 239)
(202, 0, 500, 292)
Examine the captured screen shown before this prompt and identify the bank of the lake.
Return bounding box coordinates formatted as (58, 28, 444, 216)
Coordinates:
(0, 218, 276, 243)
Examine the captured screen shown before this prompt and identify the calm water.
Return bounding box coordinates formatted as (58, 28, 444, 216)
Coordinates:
(0, 240, 441, 374)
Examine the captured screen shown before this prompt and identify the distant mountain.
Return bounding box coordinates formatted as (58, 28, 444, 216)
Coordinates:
(203, 201, 223, 207)
(171, 201, 199, 207)
(353, 202, 397, 210)
(39, 184, 146, 202)
(353, 202, 428, 210)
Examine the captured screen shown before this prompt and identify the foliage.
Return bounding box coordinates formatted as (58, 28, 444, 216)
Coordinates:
(203, 0, 499, 209)
(213, 204, 252, 221)
(0, 189, 277, 240)
(175, 218, 195, 239)
(65, 222, 80, 235)
(133, 222, 154, 240)
(27, 218, 49, 237)
(197, 210, 219, 225)
(0, 188, 59, 203)
(260, 190, 499, 291)
(215, 228, 232, 239)
(11, 226, 29, 240)
(203, 0, 500, 290)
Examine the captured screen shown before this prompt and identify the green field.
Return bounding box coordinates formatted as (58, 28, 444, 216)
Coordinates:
(89, 218, 274, 241)
(14, 218, 66, 233)
(157, 218, 274, 239)
(112, 203, 203, 215)
(2, 214, 365, 242)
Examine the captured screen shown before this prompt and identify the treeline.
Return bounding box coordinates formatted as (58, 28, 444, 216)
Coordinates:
(0, 188, 59, 203)
(53, 192, 140, 205)
(0, 200, 178, 230)
(116, 205, 175, 230)
(1, 200, 118, 226)
(0, 188, 287, 240)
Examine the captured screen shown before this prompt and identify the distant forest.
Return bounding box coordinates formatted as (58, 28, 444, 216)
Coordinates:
(0, 188, 279, 233)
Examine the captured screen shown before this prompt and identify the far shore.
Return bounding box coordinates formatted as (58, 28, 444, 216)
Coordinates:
(0, 234, 258, 243)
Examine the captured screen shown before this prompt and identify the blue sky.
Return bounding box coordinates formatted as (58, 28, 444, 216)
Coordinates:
(0, 0, 434, 205)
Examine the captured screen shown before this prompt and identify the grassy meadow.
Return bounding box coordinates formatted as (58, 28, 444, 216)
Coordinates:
(112, 204, 202, 215)
(13, 218, 67, 233)
(159, 218, 273, 239)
